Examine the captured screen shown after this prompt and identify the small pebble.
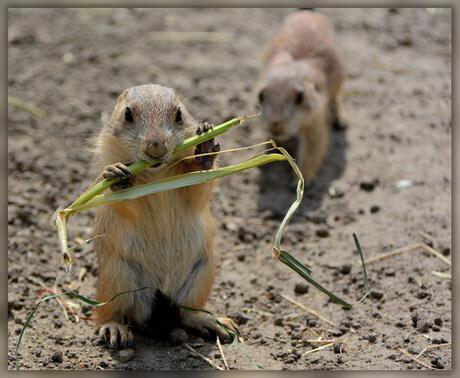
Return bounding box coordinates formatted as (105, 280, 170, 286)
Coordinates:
(233, 313, 250, 325)
(169, 328, 188, 345)
(308, 319, 318, 327)
(370, 205, 380, 213)
(82, 304, 92, 315)
(191, 360, 200, 368)
(340, 264, 351, 275)
(50, 351, 63, 364)
(306, 211, 327, 224)
(368, 333, 378, 343)
(360, 180, 377, 191)
(328, 186, 344, 198)
(417, 291, 430, 299)
(237, 226, 253, 243)
(432, 338, 449, 345)
(222, 222, 237, 232)
(370, 290, 384, 300)
(53, 319, 63, 329)
(99, 360, 109, 368)
(315, 228, 330, 238)
(62, 52, 75, 64)
(253, 333, 262, 339)
(118, 348, 135, 362)
(442, 247, 450, 256)
(417, 321, 430, 333)
(434, 317, 442, 326)
(294, 283, 309, 295)
(333, 341, 342, 354)
(395, 179, 413, 188)
(431, 357, 444, 369)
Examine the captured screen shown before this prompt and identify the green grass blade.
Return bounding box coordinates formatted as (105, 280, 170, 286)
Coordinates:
(278, 250, 353, 307)
(353, 232, 370, 303)
(8, 95, 46, 118)
(237, 346, 264, 369)
(266, 141, 369, 307)
(270, 141, 305, 252)
(67, 153, 286, 213)
(276, 233, 370, 308)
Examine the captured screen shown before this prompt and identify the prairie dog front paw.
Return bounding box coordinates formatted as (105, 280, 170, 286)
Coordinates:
(193, 122, 221, 170)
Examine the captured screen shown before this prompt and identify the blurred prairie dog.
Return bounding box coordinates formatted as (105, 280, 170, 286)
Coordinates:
(255, 10, 346, 181)
(92, 84, 236, 348)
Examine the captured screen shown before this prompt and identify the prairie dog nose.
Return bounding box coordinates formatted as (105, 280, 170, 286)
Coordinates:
(145, 139, 168, 160)
(268, 120, 284, 135)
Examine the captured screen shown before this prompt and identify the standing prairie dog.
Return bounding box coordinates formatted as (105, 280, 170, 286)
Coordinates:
(255, 10, 346, 181)
(91, 84, 236, 348)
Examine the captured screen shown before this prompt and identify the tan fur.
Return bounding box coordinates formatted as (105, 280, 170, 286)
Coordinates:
(91, 84, 233, 346)
(255, 10, 346, 181)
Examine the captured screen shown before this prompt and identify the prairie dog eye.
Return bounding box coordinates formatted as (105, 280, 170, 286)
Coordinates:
(176, 107, 182, 123)
(125, 107, 134, 122)
(258, 90, 265, 103)
(295, 90, 304, 105)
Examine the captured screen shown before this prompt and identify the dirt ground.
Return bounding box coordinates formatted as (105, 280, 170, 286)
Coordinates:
(7, 7, 452, 371)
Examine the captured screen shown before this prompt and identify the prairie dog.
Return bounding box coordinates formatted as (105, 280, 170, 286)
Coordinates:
(92, 84, 236, 348)
(255, 10, 346, 181)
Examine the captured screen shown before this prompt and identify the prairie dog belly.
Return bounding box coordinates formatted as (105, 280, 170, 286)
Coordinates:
(103, 190, 213, 298)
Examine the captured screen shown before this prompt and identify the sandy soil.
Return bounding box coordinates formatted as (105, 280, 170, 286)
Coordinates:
(7, 8, 451, 370)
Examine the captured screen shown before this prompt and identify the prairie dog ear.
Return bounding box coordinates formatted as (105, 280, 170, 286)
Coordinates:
(303, 73, 313, 84)
(116, 87, 131, 105)
(303, 73, 323, 92)
(268, 50, 293, 66)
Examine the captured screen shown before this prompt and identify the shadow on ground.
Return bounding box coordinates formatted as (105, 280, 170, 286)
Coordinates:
(257, 126, 348, 219)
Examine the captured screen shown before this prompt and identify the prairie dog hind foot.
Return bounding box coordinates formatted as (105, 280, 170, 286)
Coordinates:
(180, 311, 239, 343)
(98, 321, 134, 349)
(98, 312, 239, 348)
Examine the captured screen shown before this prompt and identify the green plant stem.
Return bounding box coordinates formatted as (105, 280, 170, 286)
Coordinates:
(68, 153, 286, 213)
(8, 95, 46, 118)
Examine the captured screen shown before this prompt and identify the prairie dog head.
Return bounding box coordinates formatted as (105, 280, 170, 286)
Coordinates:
(96, 84, 195, 167)
(256, 61, 327, 141)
